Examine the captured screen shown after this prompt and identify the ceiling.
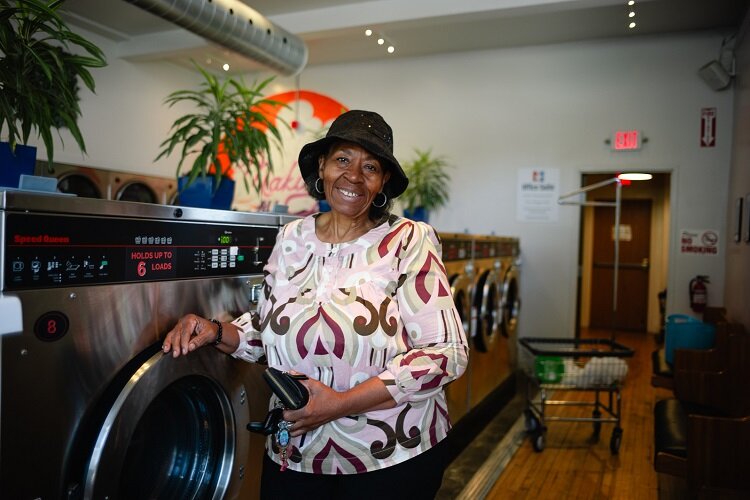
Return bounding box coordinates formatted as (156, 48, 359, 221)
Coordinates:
(60, 0, 750, 75)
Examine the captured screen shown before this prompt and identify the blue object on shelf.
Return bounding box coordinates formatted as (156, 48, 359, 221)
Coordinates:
(210, 177, 235, 210)
(0, 143, 36, 188)
(664, 314, 716, 365)
(403, 207, 429, 222)
(177, 176, 212, 208)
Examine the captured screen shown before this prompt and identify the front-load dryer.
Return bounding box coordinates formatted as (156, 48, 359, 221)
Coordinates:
(108, 170, 177, 204)
(36, 161, 109, 199)
(0, 192, 282, 499)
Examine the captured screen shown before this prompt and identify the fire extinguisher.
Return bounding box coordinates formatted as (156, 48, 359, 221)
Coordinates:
(689, 275, 709, 312)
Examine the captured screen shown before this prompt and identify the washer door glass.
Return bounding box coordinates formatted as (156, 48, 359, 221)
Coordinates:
(84, 348, 246, 500)
(116, 181, 158, 203)
(58, 174, 102, 198)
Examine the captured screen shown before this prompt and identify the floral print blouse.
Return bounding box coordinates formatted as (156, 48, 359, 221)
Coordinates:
(231, 214, 469, 474)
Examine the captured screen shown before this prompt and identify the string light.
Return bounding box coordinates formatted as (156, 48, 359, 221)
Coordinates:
(626, 1, 637, 30)
(365, 28, 396, 55)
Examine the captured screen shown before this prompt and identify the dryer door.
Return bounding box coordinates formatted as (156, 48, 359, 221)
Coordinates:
(83, 346, 251, 500)
(471, 268, 500, 352)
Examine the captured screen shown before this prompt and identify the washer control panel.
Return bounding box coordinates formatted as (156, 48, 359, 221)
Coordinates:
(3, 213, 278, 290)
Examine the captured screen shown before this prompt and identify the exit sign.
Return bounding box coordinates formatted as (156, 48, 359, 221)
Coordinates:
(612, 130, 641, 151)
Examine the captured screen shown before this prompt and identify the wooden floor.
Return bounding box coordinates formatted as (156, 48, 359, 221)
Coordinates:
(485, 330, 674, 500)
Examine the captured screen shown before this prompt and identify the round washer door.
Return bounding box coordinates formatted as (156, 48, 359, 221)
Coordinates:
(57, 173, 103, 198)
(450, 273, 472, 336)
(115, 181, 158, 203)
(500, 265, 521, 339)
(84, 347, 250, 500)
(471, 268, 500, 353)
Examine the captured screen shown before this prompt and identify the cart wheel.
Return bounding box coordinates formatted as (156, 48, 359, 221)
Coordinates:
(524, 409, 539, 433)
(592, 409, 602, 437)
(610, 427, 623, 454)
(532, 431, 545, 452)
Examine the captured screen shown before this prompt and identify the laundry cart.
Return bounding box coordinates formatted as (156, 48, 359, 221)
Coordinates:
(520, 337, 634, 454)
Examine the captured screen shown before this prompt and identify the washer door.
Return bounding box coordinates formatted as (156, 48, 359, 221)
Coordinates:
(449, 273, 472, 335)
(499, 265, 520, 339)
(57, 173, 103, 198)
(114, 180, 158, 203)
(471, 268, 500, 353)
(84, 346, 250, 500)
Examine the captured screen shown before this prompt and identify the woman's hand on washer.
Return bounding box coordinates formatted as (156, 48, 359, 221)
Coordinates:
(162, 314, 239, 357)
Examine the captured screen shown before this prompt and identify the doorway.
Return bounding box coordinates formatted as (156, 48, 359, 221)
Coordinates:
(578, 172, 671, 335)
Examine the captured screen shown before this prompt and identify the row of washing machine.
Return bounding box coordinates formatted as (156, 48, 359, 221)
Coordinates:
(35, 161, 178, 205)
(439, 232, 521, 423)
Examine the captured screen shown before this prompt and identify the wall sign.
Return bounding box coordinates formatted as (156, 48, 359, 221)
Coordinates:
(516, 168, 559, 222)
(680, 228, 719, 255)
(700, 107, 716, 148)
(611, 130, 641, 151)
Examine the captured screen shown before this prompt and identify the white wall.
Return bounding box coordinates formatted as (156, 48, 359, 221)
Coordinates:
(33, 30, 734, 340)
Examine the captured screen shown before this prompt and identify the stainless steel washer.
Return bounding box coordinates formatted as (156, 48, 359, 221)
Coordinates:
(0, 192, 282, 499)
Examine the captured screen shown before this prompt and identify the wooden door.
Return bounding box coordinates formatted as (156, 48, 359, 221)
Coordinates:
(590, 199, 651, 331)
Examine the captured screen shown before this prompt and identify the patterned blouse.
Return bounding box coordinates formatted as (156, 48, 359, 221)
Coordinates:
(231, 214, 469, 474)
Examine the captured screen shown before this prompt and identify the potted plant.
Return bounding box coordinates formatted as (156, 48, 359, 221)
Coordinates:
(0, 0, 106, 188)
(156, 64, 286, 209)
(400, 148, 452, 222)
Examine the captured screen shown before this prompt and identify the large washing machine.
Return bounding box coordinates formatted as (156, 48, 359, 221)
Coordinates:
(496, 237, 521, 368)
(438, 232, 474, 423)
(36, 161, 178, 204)
(0, 192, 283, 499)
(468, 235, 509, 408)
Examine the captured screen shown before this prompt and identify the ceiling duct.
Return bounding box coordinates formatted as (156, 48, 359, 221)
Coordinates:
(124, 0, 307, 75)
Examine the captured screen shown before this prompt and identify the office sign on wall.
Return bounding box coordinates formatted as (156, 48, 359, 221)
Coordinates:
(516, 168, 559, 222)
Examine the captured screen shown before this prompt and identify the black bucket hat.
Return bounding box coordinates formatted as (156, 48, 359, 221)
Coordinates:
(298, 110, 409, 199)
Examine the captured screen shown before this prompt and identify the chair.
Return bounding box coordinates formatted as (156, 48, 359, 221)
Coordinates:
(652, 321, 750, 498)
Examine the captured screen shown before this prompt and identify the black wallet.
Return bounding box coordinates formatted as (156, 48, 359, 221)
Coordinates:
(263, 367, 309, 410)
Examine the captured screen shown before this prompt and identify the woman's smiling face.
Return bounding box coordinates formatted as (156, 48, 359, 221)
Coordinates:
(318, 141, 391, 220)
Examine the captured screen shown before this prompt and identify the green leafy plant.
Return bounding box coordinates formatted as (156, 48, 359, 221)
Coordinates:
(156, 64, 287, 194)
(401, 148, 452, 212)
(0, 0, 107, 164)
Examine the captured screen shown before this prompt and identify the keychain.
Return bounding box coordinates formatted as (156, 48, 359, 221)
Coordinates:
(275, 419, 292, 471)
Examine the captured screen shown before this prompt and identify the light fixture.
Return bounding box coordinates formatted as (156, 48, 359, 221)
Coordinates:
(222, 63, 230, 71)
(365, 29, 372, 36)
(387, 46, 395, 54)
(629, 22, 636, 29)
(628, 11, 635, 18)
(377, 38, 384, 45)
(628, 0, 635, 5)
(618, 172, 652, 181)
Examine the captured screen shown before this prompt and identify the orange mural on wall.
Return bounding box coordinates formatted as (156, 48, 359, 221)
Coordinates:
(231, 90, 348, 214)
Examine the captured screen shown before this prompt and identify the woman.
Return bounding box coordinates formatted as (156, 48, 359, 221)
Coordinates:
(163, 110, 468, 499)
